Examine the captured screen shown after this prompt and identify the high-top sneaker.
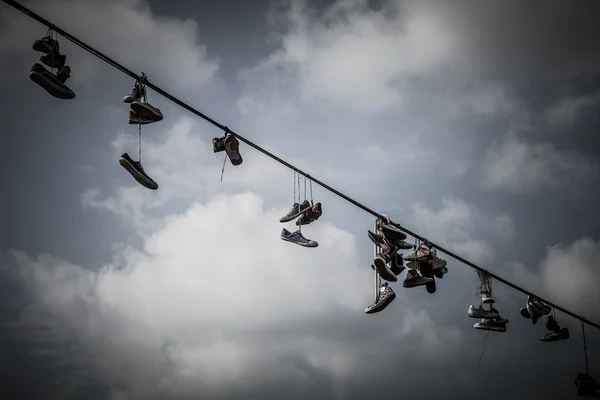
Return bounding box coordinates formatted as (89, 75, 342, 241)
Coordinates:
(280, 228, 318, 248)
(122, 82, 146, 103)
(474, 318, 507, 332)
(32, 35, 60, 54)
(29, 62, 75, 100)
(365, 282, 396, 314)
(403, 269, 433, 288)
(280, 200, 311, 223)
(40, 53, 66, 69)
(224, 135, 243, 166)
(119, 152, 159, 190)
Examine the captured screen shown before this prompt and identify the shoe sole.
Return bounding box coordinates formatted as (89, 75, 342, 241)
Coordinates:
(474, 324, 507, 332)
(468, 308, 500, 319)
(374, 257, 397, 282)
(130, 102, 164, 122)
(280, 235, 318, 247)
(365, 292, 396, 314)
(32, 40, 54, 54)
(426, 277, 436, 294)
(29, 70, 75, 100)
(225, 137, 243, 166)
(380, 224, 408, 241)
(119, 157, 159, 190)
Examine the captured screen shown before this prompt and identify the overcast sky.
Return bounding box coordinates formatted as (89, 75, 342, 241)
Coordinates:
(1, 0, 600, 399)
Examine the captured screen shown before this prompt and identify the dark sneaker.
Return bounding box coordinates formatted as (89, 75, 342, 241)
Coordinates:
(130, 101, 163, 122)
(224, 135, 243, 166)
(374, 256, 397, 282)
(55, 65, 71, 84)
(380, 222, 408, 241)
(29, 62, 75, 100)
(557, 327, 570, 340)
(40, 53, 66, 69)
(122, 82, 146, 103)
(280, 228, 318, 247)
(495, 316, 510, 324)
(403, 269, 433, 288)
(520, 306, 531, 319)
(545, 315, 560, 332)
(389, 253, 405, 276)
(296, 202, 323, 226)
(213, 136, 226, 153)
(128, 110, 154, 125)
(365, 283, 396, 314)
(396, 240, 413, 250)
(119, 152, 159, 190)
(468, 305, 500, 319)
(32, 35, 60, 54)
(474, 318, 507, 332)
(280, 200, 311, 223)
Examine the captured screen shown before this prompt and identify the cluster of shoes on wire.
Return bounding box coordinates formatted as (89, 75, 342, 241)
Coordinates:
(278, 174, 323, 247)
(365, 215, 449, 314)
(29, 31, 75, 100)
(520, 295, 570, 342)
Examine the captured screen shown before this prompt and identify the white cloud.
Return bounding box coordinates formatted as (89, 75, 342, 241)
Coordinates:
(544, 94, 600, 125)
(404, 196, 514, 264)
(0, 0, 219, 91)
(238, 0, 463, 115)
(2, 191, 464, 399)
(481, 131, 599, 193)
(510, 237, 600, 321)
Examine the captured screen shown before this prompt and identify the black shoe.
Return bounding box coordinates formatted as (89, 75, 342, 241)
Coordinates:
(32, 35, 60, 54)
(40, 53, 66, 69)
(119, 153, 158, 190)
(213, 136, 226, 153)
(29, 62, 75, 100)
(365, 283, 396, 314)
(374, 256, 397, 282)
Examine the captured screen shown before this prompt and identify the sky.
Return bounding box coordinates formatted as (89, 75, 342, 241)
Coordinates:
(1, 0, 600, 398)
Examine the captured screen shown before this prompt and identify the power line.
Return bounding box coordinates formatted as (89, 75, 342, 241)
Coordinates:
(4, 0, 599, 331)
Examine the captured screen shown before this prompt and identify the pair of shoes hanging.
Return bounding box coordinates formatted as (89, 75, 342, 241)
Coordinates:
(213, 133, 243, 166)
(540, 314, 570, 342)
(520, 295, 552, 324)
(29, 32, 75, 99)
(468, 282, 509, 332)
(118, 77, 161, 190)
(403, 240, 446, 293)
(368, 215, 407, 283)
(365, 282, 396, 314)
(279, 176, 322, 248)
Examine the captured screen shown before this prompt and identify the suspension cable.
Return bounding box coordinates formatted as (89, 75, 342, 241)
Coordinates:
(3, 0, 599, 331)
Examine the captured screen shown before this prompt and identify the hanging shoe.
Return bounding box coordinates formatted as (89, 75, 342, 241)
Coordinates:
(389, 253, 405, 276)
(40, 53, 66, 69)
(403, 269, 433, 288)
(296, 202, 323, 226)
(431, 258, 448, 279)
(212, 136, 226, 153)
(32, 35, 60, 54)
(396, 240, 414, 250)
(467, 304, 500, 319)
(122, 82, 146, 103)
(130, 101, 163, 122)
(280, 228, 318, 247)
(545, 315, 560, 332)
(379, 221, 408, 241)
(481, 291, 495, 304)
(29, 62, 75, 100)
(404, 242, 432, 262)
(474, 318, 507, 332)
(494, 316, 510, 324)
(128, 110, 154, 125)
(280, 200, 311, 223)
(365, 282, 396, 314)
(119, 152, 158, 190)
(374, 256, 397, 282)
(224, 135, 243, 166)
(557, 327, 570, 340)
(520, 306, 532, 319)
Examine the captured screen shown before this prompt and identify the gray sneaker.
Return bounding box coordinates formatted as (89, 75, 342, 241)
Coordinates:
(403, 269, 433, 288)
(474, 318, 507, 332)
(468, 304, 500, 319)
